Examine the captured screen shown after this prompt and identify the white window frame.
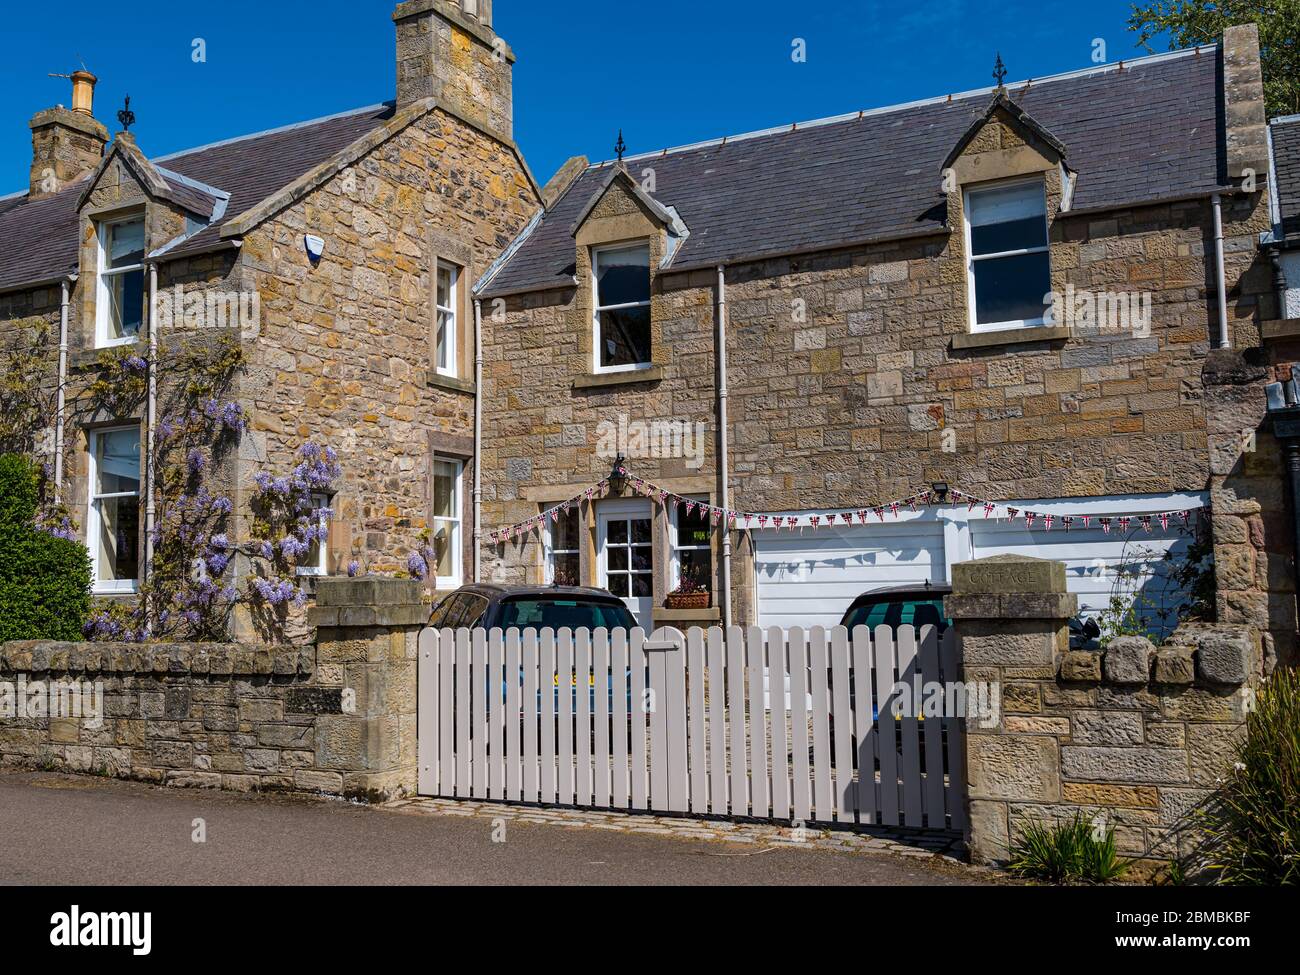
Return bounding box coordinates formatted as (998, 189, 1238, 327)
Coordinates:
(435, 261, 459, 378)
(592, 241, 652, 374)
(95, 214, 146, 349)
(669, 493, 713, 591)
(87, 424, 142, 594)
(962, 176, 1050, 334)
(296, 492, 331, 577)
(544, 506, 581, 584)
(432, 457, 464, 588)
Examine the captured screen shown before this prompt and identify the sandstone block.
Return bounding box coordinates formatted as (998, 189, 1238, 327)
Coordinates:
(1104, 636, 1154, 685)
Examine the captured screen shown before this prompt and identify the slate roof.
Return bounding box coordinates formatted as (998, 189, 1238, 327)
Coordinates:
(1270, 115, 1300, 241)
(481, 46, 1225, 297)
(0, 102, 394, 293)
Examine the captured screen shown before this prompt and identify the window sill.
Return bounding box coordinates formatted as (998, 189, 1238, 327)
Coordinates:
(573, 366, 665, 390)
(653, 606, 722, 625)
(952, 324, 1070, 350)
(427, 370, 477, 395)
(1262, 318, 1300, 340)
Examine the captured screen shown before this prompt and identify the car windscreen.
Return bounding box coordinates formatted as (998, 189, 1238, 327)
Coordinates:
(843, 598, 949, 633)
(497, 598, 636, 631)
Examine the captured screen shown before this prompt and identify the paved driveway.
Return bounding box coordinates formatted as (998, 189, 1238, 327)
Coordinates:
(0, 770, 994, 885)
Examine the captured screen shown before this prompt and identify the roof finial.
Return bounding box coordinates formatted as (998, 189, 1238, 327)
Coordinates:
(615, 129, 626, 163)
(117, 95, 135, 132)
(993, 53, 1007, 89)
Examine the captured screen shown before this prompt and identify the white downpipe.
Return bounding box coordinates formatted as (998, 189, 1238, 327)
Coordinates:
(472, 297, 483, 583)
(716, 265, 733, 629)
(1212, 193, 1231, 349)
(144, 263, 158, 589)
(53, 276, 72, 503)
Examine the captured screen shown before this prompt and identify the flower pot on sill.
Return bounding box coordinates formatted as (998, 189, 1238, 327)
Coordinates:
(664, 592, 710, 610)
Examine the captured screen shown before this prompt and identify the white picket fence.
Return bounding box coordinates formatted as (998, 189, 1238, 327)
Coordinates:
(416, 624, 966, 830)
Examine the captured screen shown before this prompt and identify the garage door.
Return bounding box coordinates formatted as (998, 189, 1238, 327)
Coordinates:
(969, 518, 1193, 635)
(754, 520, 946, 631)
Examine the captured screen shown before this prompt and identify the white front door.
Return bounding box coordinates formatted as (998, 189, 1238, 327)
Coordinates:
(598, 501, 654, 627)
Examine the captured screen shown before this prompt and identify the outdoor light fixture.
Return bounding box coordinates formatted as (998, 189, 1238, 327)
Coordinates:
(609, 453, 627, 495)
(931, 482, 949, 503)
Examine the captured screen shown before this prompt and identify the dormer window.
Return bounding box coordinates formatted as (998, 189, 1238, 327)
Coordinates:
(96, 215, 146, 346)
(963, 178, 1050, 332)
(593, 242, 651, 372)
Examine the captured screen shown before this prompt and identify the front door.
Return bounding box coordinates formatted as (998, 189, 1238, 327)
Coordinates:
(598, 501, 654, 627)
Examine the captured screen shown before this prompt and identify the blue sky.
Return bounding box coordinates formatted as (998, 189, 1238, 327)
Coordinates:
(1, 0, 1172, 195)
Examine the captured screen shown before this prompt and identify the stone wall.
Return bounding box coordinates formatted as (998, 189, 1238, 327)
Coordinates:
(0, 578, 425, 799)
(947, 554, 1259, 878)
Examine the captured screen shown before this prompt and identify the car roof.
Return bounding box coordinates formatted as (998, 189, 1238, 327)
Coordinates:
(845, 582, 952, 610)
(447, 584, 625, 603)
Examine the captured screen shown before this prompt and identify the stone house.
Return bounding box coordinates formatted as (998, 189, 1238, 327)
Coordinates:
(1, 8, 1295, 665)
(0, 0, 537, 638)
(476, 25, 1296, 669)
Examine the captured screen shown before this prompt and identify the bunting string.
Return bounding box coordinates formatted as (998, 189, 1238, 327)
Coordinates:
(486, 466, 1204, 546)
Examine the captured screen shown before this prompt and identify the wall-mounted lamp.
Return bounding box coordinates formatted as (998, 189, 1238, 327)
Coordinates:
(609, 454, 627, 495)
(931, 481, 950, 504)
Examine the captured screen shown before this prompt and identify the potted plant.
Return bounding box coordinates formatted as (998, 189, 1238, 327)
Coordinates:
(665, 568, 710, 610)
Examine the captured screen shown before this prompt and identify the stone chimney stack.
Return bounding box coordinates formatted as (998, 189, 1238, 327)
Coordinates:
(1221, 23, 1270, 183)
(29, 70, 108, 200)
(393, 0, 514, 141)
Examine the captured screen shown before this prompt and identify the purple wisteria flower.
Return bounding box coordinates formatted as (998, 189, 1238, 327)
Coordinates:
(407, 552, 428, 580)
(347, 560, 361, 578)
(210, 495, 233, 515)
(186, 448, 206, 474)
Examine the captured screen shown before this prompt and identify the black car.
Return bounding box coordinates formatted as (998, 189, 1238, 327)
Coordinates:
(428, 583, 637, 632)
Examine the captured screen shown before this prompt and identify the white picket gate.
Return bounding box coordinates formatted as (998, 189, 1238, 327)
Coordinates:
(416, 624, 966, 830)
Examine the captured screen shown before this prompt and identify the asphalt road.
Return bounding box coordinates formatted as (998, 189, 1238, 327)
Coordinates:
(0, 770, 989, 886)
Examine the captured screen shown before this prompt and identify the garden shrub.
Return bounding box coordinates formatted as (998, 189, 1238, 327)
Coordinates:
(1202, 666, 1300, 885)
(0, 453, 91, 641)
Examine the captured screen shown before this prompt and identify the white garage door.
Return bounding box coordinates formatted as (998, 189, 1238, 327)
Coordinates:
(754, 520, 946, 631)
(969, 518, 1194, 636)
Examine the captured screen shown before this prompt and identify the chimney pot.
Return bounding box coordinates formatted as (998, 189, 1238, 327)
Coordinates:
(70, 70, 97, 116)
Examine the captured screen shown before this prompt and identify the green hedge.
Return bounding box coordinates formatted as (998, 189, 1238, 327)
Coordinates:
(0, 453, 91, 641)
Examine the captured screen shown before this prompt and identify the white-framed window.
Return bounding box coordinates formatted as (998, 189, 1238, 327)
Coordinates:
(297, 492, 331, 577)
(593, 242, 652, 373)
(95, 215, 146, 347)
(670, 495, 713, 594)
(87, 425, 141, 593)
(545, 506, 581, 585)
(963, 178, 1051, 333)
(432, 457, 463, 587)
(435, 261, 459, 378)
